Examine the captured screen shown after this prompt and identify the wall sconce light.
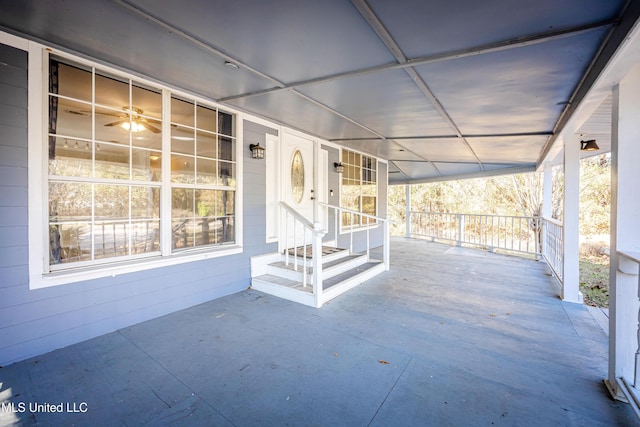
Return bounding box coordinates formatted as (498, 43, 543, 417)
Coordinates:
(580, 139, 599, 151)
(249, 143, 265, 159)
(334, 162, 344, 173)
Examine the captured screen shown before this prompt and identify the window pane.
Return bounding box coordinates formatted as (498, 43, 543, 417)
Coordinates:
(172, 125, 195, 155)
(220, 216, 234, 243)
(96, 143, 130, 180)
(196, 158, 217, 185)
(218, 162, 235, 186)
(131, 186, 160, 219)
(53, 60, 92, 102)
(172, 188, 194, 219)
(172, 188, 194, 250)
(49, 136, 92, 178)
(171, 154, 195, 184)
(94, 105, 129, 144)
(54, 97, 92, 140)
(95, 72, 129, 110)
(196, 104, 216, 133)
(132, 149, 161, 182)
(130, 219, 160, 254)
(196, 130, 217, 158)
(50, 182, 93, 262)
(362, 196, 376, 216)
(94, 221, 129, 260)
(223, 191, 235, 215)
(49, 182, 92, 221)
(94, 184, 129, 220)
(195, 189, 215, 246)
(218, 111, 233, 137)
(50, 222, 92, 264)
(171, 97, 194, 127)
(132, 84, 162, 120)
(218, 136, 234, 161)
(133, 124, 162, 150)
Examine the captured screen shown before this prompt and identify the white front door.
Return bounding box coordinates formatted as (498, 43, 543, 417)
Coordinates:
(281, 133, 315, 248)
(282, 133, 315, 220)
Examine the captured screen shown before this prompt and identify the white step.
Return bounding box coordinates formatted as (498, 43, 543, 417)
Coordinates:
(250, 247, 387, 307)
(264, 253, 368, 283)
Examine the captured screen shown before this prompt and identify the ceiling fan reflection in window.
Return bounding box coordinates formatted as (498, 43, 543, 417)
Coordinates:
(66, 106, 161, 133)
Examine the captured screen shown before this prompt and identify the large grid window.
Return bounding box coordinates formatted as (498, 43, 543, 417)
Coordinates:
(341, 149, 377, 227)
(46, 56, 236, 271)
(170, 97, 235, 250)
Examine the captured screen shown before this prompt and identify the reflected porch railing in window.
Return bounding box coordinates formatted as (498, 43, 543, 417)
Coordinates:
(49, 219, 160, 264)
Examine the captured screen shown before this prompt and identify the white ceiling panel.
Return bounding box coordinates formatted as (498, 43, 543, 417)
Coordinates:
(392, 161, 440, 180)
(367, 0, 624, 58)
(299, 69, 453, 137)
(130, 0, 396, 84)
(395, 138, 478, 163)
(467, 136, 547, 164)
(227, 91, 378, 140)
(415, 31, 608, 135)
(338, 139, 422, 161)
(431, 162, 482, 176)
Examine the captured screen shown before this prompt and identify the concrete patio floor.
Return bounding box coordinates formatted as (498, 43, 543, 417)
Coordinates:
(0, 237, 637, 426)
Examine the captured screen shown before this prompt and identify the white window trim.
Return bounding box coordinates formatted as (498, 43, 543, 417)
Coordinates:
(27, 44, 244, 289)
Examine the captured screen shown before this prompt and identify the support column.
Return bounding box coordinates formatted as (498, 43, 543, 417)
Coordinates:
(607, 65, 640, 401)
(562, 135, 582, 303)
(405, 184, 411, 238)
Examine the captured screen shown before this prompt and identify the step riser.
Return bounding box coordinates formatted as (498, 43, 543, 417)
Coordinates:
(265, 263, 312, 283)
(322, 263, 385, 303)
(284, 249, 351, 264)
(251, 278, 315, 307)
(265, 254, 368, 283)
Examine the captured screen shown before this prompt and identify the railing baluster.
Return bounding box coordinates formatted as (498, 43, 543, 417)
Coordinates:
(294, 217, 298, 271)
(366, 225, 370, 260)
(350, 212, 354, 253)
(302, 225, 307, 288)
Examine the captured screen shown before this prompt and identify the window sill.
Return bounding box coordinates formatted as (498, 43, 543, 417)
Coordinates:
(29, 245, 243, 289)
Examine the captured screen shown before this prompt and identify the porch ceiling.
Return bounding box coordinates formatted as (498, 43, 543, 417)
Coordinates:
(1, 0, 637, 183)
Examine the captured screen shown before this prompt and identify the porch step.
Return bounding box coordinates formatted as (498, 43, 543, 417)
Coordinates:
(250, 243, 386, 308)
(265, 253, 368, 283)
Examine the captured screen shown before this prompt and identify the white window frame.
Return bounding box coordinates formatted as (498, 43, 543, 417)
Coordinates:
(27, 44, 244, 289)
(339, 148, 379, 233)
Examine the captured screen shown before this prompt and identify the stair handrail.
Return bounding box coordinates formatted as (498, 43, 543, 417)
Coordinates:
(318, 202, 390, 271)
(279, 202, 325, 306)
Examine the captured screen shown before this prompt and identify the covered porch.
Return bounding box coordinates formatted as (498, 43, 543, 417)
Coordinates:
(1, 237, 634, 425)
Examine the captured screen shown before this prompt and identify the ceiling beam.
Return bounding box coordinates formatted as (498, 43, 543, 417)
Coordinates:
(350, 0, 483, 170)
(218, 19, 616, 103)
(389, 164, 537, 185)
(330, 131, 553, 141)
(388, 160, 412, 182)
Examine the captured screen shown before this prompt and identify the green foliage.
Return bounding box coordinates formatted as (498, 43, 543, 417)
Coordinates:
(388, 154, 610, 237)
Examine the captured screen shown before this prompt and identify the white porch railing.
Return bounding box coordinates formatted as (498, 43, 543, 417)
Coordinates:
(611, 250, 640, 417)
(320, 202, 390, 271)
(409, 212, 540, 257)
(280, 201, 325, 306)
(278, 202, 389, 308)
(541, 217, 564, 284)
